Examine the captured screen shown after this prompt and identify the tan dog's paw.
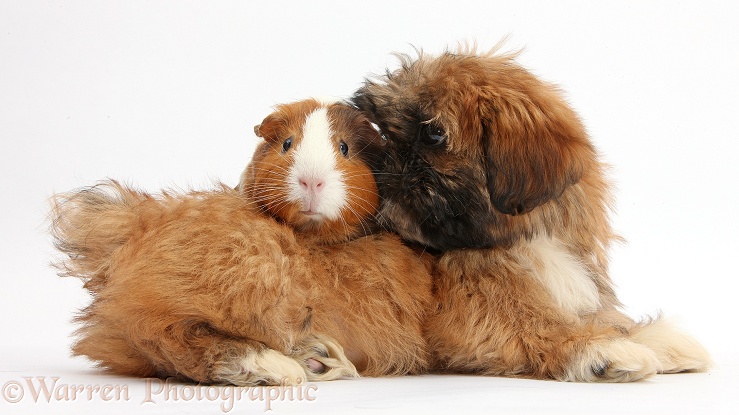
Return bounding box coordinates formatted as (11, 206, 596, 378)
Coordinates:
(295, 334, 359, 381)
(216, 348, 308, 386)
(630, 318, 712, 373)
(563, 339, 660, 382)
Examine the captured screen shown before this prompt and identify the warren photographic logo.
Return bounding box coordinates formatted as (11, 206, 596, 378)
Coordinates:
(2, 376, 129, 403)
(2, 376, 318, 412)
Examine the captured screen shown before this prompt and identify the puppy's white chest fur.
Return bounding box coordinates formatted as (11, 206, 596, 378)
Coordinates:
(527, 236, 600, 315)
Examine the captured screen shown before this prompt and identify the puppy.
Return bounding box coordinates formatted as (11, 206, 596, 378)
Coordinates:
(51, 99, 432, 385)
(352, 47, 711, 382)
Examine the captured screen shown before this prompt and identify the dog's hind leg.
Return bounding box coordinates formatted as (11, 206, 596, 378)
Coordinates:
(426, 248, 661, 382)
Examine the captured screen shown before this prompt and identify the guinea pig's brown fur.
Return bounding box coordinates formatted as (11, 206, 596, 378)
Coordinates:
(51, 99, 432, 385)
(353, 47, 711, 382)
(240, 99, 384, 243)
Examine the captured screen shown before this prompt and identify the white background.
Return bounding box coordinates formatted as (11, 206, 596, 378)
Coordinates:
(1, 1, 738, 414)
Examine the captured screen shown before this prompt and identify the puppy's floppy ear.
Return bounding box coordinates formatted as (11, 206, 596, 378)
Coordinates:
(482, 84, 593, 216)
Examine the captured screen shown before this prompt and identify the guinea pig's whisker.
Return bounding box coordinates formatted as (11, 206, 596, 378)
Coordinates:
(341, 172, 382, 182)
(341, 196, 376, 235)
(374, 214, 392, 233)
(250, 168, 288, 176)
(249, 190, 291, 207)
(344, 201, 379, 224)
(250, 170, 288, 179)
(250, 194, 285, 204)
(249, 181, 289, 190)
(262, 198, 293, 213)
(343, 185, 380, 198)
(251, 162, 292, 175)
(249, 183, 286, 192)
(252, 160, 286, 169)
(367, 172, 406, 177)
(340, 171, 374, 178)
(344, 205, 372, 237)
(344, 190, 380, 213)
(344, 207, 371, 239)
(249, 178, 290, 189)
(346, 141, 379, 163)
(249, 190, 282, 201)
(250, 175, 289, 185)
(417, 211, 434, 227)
(251, 190, 288, 202)
(338, 216, 352, 239)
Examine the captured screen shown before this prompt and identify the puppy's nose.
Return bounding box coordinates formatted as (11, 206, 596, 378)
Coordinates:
(299, 177, 325, 193)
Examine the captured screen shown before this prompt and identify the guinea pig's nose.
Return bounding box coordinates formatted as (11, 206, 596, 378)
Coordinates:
(299, 177, 325, 193)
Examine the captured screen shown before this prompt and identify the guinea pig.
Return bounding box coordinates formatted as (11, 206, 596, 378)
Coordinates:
(51, 98, 432, 386)
(238, 98, 385, 243)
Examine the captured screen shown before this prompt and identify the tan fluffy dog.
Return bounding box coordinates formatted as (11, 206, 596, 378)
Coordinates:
(51, 99, 432, 385)
(352, 47, 711, 382)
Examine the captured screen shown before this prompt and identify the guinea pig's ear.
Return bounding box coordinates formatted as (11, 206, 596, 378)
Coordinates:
(482, 86, 593, 216)
(253, 112, 283, 143)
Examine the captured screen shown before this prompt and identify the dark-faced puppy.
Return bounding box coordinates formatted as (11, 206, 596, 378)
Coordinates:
(353, 47, 711, 382)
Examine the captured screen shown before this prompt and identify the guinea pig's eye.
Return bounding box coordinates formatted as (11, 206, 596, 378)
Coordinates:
(281, 137, 293, 153)
(339, 141, 349, 157)
(420, 124, 447, 146)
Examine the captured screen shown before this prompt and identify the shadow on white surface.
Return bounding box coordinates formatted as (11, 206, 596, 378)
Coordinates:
(1, 351, 736, 414)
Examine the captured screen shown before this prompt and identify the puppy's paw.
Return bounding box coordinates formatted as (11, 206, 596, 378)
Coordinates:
(294, 334, 359, 382)
(562, 338, 660, 382)
(216, 347, 308, 386)
(305, 358, 326, 373)
(630, 318, 712, 374)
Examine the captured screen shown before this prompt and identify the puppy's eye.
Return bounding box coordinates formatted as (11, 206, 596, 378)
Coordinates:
(282, 137, 293, 153)
(339, 141, 349, 157)
(420, 124, 447, 146)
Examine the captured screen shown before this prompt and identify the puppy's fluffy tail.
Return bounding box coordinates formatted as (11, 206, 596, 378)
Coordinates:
(50, 180, 149, 292)
(629, 316, 712, 374)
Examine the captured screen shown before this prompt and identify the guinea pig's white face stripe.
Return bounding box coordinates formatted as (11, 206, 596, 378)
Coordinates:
(287, 107, 347, 220)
